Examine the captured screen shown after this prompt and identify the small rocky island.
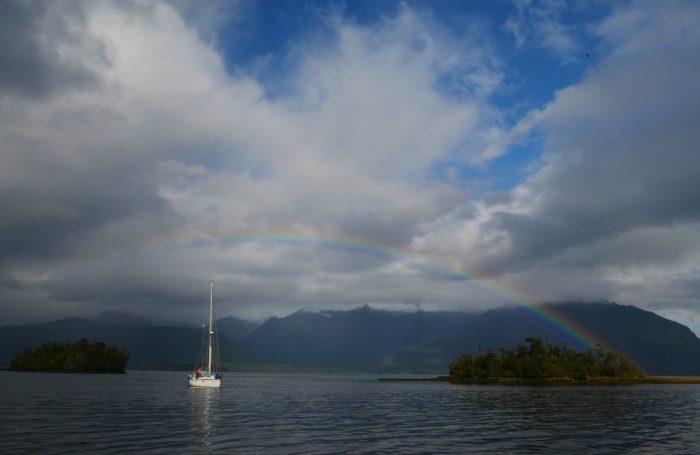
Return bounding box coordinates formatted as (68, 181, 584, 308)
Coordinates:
(383, 337, 700, 385)
(10, 339, 129, 373)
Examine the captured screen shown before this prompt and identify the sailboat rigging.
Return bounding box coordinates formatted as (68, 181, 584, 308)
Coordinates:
(187, 281, 222, 388)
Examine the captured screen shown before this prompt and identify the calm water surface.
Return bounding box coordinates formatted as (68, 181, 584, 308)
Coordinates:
(1, 370, 699, 453)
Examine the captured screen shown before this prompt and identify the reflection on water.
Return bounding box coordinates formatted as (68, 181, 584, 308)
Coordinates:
(1, 370, 700, 453)
(188, 384, 217, 448)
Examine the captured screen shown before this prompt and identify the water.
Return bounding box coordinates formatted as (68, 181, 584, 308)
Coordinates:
(1, 371, 700, 454)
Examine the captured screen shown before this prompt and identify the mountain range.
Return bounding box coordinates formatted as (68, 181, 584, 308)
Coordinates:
(2, 302, 699, 375)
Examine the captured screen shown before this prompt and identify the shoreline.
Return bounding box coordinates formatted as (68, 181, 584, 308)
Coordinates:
(2, 368, 126, 374)
(379, 375, 700, 385)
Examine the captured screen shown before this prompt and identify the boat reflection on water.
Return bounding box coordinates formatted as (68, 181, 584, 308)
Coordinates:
(188, 385, 218, 448)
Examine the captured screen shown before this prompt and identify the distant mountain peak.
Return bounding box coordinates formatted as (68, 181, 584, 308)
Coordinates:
(353, 304, 373, 312)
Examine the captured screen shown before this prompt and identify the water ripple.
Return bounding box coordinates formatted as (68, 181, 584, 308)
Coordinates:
(1, 371, 699, 453)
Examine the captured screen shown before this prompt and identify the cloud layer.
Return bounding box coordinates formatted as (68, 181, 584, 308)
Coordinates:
(1, 1, 699, 331)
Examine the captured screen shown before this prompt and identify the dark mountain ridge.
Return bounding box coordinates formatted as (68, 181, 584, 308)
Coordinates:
(242, 305, 476, 367)
(2, 302, 699, 375)
(216, 316, 259, 344)
(243, 302, 700, 375)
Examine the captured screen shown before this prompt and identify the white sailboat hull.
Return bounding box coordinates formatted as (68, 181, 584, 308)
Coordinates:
(188, 375, 221, 388)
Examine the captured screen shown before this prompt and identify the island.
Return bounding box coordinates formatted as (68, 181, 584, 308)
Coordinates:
(10, 339, 129, 373)
(381, 337, 700, 385)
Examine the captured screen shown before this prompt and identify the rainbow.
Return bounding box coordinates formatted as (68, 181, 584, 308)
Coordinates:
(53, 229, 603, 350)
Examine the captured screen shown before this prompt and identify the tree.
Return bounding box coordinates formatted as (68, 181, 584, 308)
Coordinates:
(448, 338, 644, 380)
(10, 339, 129, 373)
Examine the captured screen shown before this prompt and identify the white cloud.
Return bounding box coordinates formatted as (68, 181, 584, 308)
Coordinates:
(1, 0, 699, 328)
(0, 1, 509, 322)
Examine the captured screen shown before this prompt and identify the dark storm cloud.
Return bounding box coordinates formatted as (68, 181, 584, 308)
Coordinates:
(0, 0, 107, 98)
(42, 249, 319, 324)
(0, 1, 177, 269)
(0, 271, 21, 289)
(474, 2, 700, 275)
(550, 225, 700, 269)
(482, 191, 513, 208)
(0, 159, 169, 264)
(48, 272, 205, 310)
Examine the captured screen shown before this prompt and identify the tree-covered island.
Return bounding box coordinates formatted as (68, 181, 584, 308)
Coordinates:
(449, 337, 644, 383)
(381, 337, 700, 385)
(10, 339, 129, 373)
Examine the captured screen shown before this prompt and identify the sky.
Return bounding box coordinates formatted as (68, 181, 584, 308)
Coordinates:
(1, 0, 699, 332)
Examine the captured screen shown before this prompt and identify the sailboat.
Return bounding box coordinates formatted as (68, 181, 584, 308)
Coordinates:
(188, 281, 222, 388)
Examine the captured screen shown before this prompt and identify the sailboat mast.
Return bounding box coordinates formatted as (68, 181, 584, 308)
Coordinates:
(207, 280, 213, 375)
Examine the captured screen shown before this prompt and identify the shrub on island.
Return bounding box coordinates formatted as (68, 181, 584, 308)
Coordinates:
(449, 337, 644, 381)
(10, 339, 129, 373)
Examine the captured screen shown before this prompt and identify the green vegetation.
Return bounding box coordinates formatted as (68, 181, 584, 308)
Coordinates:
(449, 338, 644, 381)
(10, 339, 129, 373)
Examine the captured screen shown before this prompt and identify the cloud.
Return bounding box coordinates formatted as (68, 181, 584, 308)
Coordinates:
(503, 0, 583, 62)
(476, 0, 700, 274)
(0, 0, 698, 330)
(410, 0, 700, 327)
(0, 1, 107, 98)
(0, 1, 507, 323)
